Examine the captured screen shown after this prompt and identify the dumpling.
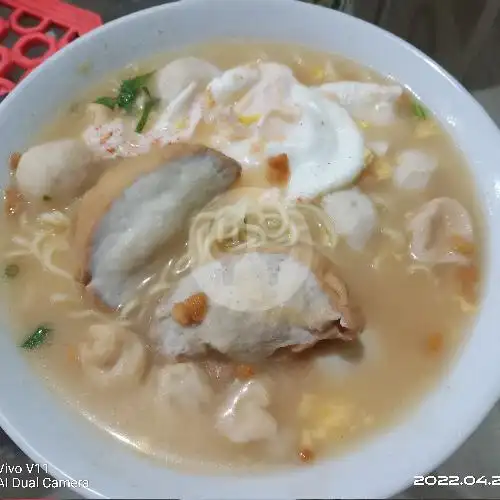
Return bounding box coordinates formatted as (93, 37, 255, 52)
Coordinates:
(151, 82, 205, 144)
(208, 64, 260, 105)
(153, 245, 364, 361)
(16, 139, 95, 200)
(216, 379, 277, 443)
(72, 144, 241, 308)
(408, 197, 474, 265)
(152, 57, 220, 103)
(394, 149, 437, 191)
(154, 362, 213, 411)
(79, 324, 146, 387)
(321, 187, 378, 251)
(318, 81, 403, 125)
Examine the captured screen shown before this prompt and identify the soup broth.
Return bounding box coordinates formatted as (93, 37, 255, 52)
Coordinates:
(1, 41, 483, 471)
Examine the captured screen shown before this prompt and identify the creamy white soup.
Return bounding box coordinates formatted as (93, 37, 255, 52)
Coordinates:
(0, 41, 483, 471)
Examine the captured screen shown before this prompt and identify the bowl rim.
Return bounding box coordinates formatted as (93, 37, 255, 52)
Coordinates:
(1, 1, 500, 499)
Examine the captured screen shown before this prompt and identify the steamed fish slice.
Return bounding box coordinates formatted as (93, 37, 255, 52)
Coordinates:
(73, 144, 241, 308)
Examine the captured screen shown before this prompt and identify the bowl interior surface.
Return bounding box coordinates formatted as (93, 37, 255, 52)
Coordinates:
(1, 1, 500, 498)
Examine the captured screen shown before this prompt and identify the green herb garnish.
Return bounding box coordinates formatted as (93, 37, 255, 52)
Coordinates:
(4, 263, 19, 279)
(412, 100, 428, 120)
(21, 324, 52, 350)
(135, 96, 159, 133)
(94, 72, 157, 131)
(42, 195, 52, 202)
(116, 72, 154, 112)
(94, 96, 117, 110)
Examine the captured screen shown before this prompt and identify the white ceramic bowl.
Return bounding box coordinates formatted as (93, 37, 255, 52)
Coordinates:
(1, 0, 500, 498)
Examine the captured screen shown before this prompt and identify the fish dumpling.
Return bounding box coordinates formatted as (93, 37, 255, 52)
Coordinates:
(216, 379, 277, 444)
(79, 324, 146, 387)
(408, 197, 474, 265)
(16, 139, 95, 200)
(321, 187, 378, 251)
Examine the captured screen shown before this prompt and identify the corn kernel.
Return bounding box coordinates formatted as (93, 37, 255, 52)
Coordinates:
(363, 148, 375, 167)
(374, 159, 392, 180)
(312, 67, 325, 82)
(415, 120, 439, 139)
(450, 235, 475, 257)
(206, 90, 215, 108)
(238, 114, 261, 126)
(175, 118, 188, 130)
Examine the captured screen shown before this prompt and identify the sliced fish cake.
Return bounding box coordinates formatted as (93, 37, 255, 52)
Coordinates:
(73, 144, 242, 308)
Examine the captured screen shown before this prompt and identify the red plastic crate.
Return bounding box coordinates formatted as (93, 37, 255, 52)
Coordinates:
(0, 0, 102, 96)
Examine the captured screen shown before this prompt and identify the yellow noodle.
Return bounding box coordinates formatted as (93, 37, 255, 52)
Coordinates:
(9, 210, 73, 280)
(123, 197, 338, 321)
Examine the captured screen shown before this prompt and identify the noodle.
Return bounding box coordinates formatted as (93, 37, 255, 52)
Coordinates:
(185, 196, 336, 266)
(8, 210, 74, 281)
(121, 196, 338, 321)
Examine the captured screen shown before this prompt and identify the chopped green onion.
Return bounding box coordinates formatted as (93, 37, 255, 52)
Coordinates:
(42, 195, 51, 202)
(116, 72, 154, 112)
(135, 97, 159, 133)
(412, 100, 428, 120)
(4, 263, 19, 279)
(93, 72, 157, 132)
(94, 96, 116, 110)
(21, 324, 52, 350)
